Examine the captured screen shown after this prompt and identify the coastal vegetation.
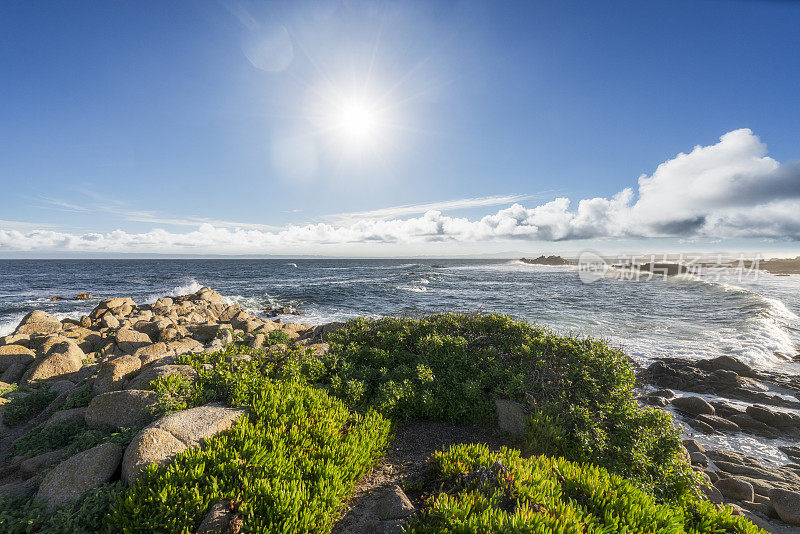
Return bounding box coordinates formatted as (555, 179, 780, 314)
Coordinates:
(0, 288, 773, 532)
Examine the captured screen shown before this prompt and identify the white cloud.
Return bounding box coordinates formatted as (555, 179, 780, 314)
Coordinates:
(327, 194, 534, 224)
(4, 129, 799, 253)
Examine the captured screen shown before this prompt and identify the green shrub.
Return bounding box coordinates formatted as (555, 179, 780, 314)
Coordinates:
(56, 385, 93, 411)
(2, 387, 57, 427)
(406, 443, 762, 533)
(266, 329, 290, 344)
(12, 418, 137, 458)
(107, 378, 390, 532)
(0, 482, 124, 534)
(317, 314, 697, 500)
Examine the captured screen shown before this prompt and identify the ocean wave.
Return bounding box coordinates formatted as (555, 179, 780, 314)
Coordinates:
(396, 284, 428, 293)
(0, 313, 26, 337)
(142, 278, 204, 304)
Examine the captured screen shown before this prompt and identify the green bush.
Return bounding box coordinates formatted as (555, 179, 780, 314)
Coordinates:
(13, 419, 137, 458)
(406, 443, 762, 533)
(56, 385, 93, 411)
(106, 349, 390, 533)
(3, 387, 57, 426)
(0, 483, 124, 534)
(317, 314, 697, 500)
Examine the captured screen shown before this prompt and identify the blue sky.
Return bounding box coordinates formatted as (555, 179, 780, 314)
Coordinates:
(1, 0, 799, 256)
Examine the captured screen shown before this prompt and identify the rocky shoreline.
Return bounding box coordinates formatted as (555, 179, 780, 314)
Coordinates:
(638, 355, 800, 532)
(0, 286, 799, 532)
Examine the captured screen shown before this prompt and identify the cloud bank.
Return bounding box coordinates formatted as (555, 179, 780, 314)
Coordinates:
(2, 129, 799, 253)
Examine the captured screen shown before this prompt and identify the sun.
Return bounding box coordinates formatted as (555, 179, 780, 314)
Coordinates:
(335, 100, 379, 145)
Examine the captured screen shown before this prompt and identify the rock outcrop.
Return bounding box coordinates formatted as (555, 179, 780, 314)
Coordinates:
(121, 403, 247, 484)
(36, 443, 123, 511)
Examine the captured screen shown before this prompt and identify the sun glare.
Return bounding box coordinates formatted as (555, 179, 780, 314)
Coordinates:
(336, 100, 379, 144)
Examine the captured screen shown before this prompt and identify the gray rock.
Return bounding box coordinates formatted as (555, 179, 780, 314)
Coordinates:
(702, 484, 723, 504)
(93, 355, 142, 395)
(769, 488, 800, 525)
(44, 407, 87, 429)
(36, 443, 123, 511)
(1, 361, 27, 383)
(0, 345, 35, 372)
(122, 404, 247, 484)
(85, 390, 159, 430)
(690, 452, 709, 468)
(19, 448, 70, 479)
(23, 340, 84, 384)
(115, 328, 152, 354)
(696, 414, 740, 432)
(672, 396, 715, 416)
(196, 501, 233, 534)
(0, 478, 38, 499)
(126, 364, 197, 390)
(715, 477, 755, 502)
(374, 485, 416, 520)
(494, 399, 526, 436)
(682, 439, 705, 454)
(14, 310, 62, 335)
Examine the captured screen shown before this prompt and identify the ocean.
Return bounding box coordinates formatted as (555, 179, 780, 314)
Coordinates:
(2, 258, 798, 374)
(3, 258, 800, 463)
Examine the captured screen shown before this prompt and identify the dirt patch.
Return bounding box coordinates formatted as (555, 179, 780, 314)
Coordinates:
(333, 419, 510, 533)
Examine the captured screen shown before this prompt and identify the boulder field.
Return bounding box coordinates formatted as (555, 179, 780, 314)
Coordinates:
(639, 355, 800, 532)
(0, 286, 335, 513)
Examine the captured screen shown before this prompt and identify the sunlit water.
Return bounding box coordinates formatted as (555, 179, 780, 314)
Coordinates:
(1, 259, 799, 463)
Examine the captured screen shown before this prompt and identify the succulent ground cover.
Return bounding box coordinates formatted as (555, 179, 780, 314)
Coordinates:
(405, 443, 760, 533)
(0, 312, 763, 533)
(317, 314, 697, 500)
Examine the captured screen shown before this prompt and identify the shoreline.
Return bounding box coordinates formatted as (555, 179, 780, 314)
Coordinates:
(1, 286, 799, 531)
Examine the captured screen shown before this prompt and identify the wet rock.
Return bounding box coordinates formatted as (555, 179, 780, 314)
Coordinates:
(690, 452, 709, 468)
(684, 418, 715, 434)
(702, 484, 723, 504)
(696, 414, 740, 432)
(640, 394, 669, 407)
(715, 461, 785, 483)
(75, 292, 93, 300)
(696, 355, 755, 377)
(747, 405, 800, 429)
(715, 477, 754, 502)
(36, 443, 123, 512)
(769, 488, 800, 525)
(672, 396, 715, 416)
(682, 439, 705, 454)
(85, 390, 159, 430)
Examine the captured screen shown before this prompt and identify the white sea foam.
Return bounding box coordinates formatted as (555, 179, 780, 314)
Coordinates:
(142, 278, 204, 304)
(396, 285, 428, 293)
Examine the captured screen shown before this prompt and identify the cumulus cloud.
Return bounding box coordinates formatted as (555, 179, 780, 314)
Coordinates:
(2, 129, 799, 253)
